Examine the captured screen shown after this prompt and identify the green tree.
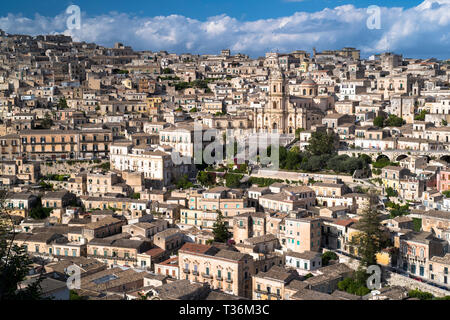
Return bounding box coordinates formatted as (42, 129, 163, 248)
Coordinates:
(41, 112, 53, 129)
(56, 98, 68, 110)
(212, 211, 230, 243)
(295, 128, 305, 139)
(305, 132, 336, 156)
(224, 174, 243, 188)
(197, 171, 215, 187)
(408, 289, 433, 300)
(350, 193, 387, 282)
(384, 115, 405, 127)
(412, 218, 422, 232)
(29, 198, 53, 220)
(176, 175, 194, 189)
(373, 116, 385, 128)
(131, 193, 141, 200)
(69, 290, 86, 300)
(0, 212, 43, 300)
(386, 202, 410, 218)
(414, 110, 428, 121)
(337, 277, 370, 296)
(322, 251, 338, 266)
(385, 187, 398, 198)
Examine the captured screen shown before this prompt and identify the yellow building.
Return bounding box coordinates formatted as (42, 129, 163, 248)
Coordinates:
(299, 61, 309, 73)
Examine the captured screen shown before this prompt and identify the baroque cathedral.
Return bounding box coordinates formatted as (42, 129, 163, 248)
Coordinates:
(254, 64, 325, 134)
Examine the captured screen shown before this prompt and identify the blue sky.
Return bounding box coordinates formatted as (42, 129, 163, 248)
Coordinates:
(0, 0, 449, 59)
(0, 0, 423, 20)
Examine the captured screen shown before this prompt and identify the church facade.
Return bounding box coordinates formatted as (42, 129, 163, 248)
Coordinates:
(254, 67, 324, 134)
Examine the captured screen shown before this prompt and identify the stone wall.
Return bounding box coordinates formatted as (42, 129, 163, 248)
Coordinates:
(40, 160, 108, 176)
(335, 251, 449, 297)
(333, 252, 360, 270)
(251, 169, 354, 184)
(383, 270, 449, 298)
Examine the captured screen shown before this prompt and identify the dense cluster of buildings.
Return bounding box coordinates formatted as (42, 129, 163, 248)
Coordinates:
(2, 30, 450, 300)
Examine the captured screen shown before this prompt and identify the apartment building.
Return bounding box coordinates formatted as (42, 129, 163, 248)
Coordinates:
(252, 266, 301, 300)
(285, 251, 322, 272)
(86, 172, 131, 197)
(122, 221, 168, 238)
(197, 187, 252, 217)
(81, 196, 150, 213)
(87, 238, 152, 268)
(81, 216, 125, 241)
(178, 243, 254, 298)
(437, 167, 450, 192)
(398, 231, 447, 279)
(42, 191, 77, 209)
(4, 192, 38, 217)
(429, 254, 450, 288)
(283, 214, 322, 253)
(110, 142, 191, 186)
(233, 212, 266, 243)
(258, 186, 316, 212)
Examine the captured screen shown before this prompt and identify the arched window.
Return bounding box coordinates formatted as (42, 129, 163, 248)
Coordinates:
(420, 248, 424, 258)
(412, 246, 416, 256)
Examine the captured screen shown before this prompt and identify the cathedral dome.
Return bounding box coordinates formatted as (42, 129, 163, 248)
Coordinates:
(300, 78, 316, 86)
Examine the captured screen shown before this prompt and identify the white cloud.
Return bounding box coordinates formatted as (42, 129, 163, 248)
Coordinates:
(0, 0, 448, 58)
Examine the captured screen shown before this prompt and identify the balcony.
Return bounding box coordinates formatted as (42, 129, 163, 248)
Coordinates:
(268, 292, 282, 299)
(225, 278, 233, 283)
(183, 269, 190, 274)
(202, 273, 213, 279)
(87, 254, 137, 262)
(216, 275, 223, 281)
(192, 270, 199, 276)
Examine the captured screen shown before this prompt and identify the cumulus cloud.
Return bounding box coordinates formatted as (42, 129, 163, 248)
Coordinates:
(0, 0, 448, 58)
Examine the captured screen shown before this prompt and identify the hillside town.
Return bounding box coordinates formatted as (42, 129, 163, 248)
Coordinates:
(1, 29, 450, 301)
